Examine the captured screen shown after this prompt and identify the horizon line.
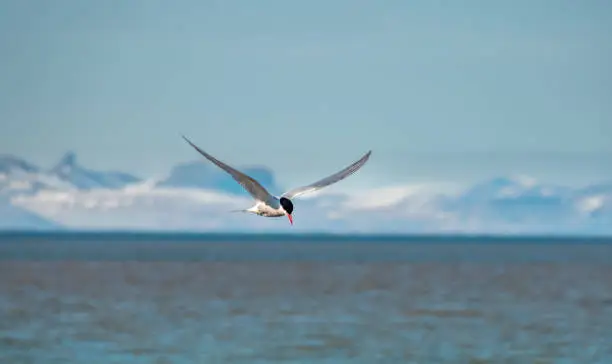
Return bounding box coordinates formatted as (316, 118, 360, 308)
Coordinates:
(1, 229, 611, 241)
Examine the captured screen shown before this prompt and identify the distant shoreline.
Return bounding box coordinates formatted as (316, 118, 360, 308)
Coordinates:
(1, 230, 611, 243)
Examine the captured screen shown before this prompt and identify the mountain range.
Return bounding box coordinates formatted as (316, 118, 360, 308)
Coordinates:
(1, 152, 610, 235)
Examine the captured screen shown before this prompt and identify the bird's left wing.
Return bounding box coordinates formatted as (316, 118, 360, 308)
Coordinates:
(182, 135, 275, 203)
(281, 150, 372, 199)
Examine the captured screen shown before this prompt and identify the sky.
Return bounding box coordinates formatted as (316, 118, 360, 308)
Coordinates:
(1, 0, 611, 189)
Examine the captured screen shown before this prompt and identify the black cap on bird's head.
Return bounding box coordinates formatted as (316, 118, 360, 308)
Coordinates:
(279, 197, 294, 225)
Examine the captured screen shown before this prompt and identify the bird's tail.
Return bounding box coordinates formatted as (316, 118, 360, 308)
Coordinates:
(229, 209, 248, 214)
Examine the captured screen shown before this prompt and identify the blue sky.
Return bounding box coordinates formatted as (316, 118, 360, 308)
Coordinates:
(1, 0, 610, 188)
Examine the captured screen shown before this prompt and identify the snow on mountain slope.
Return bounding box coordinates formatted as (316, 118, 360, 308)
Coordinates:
(1, 152, 142, 196)
(0, 155, 39, 174)
(0, 154, 71, 195)
(9, 182, 448, 233)
(11, 175, 612, 234)
(1, 152, 143, 230)
(49, 151, 141, 190)
(441, 176, 578, 230)
(11, 182, 253, 231)
(0, 196, 61, 230)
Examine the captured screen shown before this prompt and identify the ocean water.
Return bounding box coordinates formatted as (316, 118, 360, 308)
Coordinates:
(1, 233, 611, 363)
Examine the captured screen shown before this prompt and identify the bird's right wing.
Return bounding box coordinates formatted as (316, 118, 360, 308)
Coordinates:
(282, 150, 372, 199)
(182, 136, 275, 203)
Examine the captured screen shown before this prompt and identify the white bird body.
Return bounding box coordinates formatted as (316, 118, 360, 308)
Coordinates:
(182, 135, 372, 225)
(243, 200, 285, 217)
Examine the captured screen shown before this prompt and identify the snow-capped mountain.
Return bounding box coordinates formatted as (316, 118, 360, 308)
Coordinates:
(0, 154, 71, 196)
(1, 152, 611, 235)
(50, 151, 142, 190)
(0, 152, 142, 230)
(438, 176, 578, 232)
(0, 152, 142, 195)
(0, 155, 39, 174)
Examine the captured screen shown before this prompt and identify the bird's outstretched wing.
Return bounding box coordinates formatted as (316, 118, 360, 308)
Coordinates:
(282, 150, 372, 199)
(181, 136, 275, 203)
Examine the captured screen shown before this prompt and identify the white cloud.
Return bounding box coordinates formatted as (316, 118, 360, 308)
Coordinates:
(5, 177, 612, 235)
(10, 180, 253, 230)
(9, 179, 457, 232)
(576, 195, 606, 215)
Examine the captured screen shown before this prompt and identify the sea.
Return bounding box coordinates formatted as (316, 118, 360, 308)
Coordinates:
(1, 232, 611, 363)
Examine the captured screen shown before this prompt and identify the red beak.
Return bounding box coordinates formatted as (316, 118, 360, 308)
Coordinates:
(287, 214, 293, 225)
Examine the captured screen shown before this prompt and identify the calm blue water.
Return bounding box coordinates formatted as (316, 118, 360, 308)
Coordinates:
(1, 232, 611, 363)
(2, 232, 611, 262)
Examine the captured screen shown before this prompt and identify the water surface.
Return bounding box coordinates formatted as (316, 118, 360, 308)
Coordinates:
(1, 233, 611, 363)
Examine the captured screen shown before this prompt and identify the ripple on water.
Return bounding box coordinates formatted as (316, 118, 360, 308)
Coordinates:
(0, 261, 611, 363)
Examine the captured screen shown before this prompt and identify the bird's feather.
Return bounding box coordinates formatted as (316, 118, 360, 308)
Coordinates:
(181, 135, 276, 204)
(282, 150, 372, 199)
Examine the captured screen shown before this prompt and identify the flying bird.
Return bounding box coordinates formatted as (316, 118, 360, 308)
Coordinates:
(181, 135, 372, 225)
